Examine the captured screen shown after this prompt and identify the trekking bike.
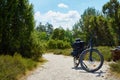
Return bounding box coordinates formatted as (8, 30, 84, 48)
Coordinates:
(73, 35, 104, 72)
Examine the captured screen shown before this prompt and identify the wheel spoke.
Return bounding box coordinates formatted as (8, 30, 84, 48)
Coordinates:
(74, 57, 79, 68)
(82, 62, 88, 69)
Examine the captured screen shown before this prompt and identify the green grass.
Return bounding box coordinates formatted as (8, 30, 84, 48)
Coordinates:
(0, 53, 45, 80)
(97, 46, 112, 61)
(46, 49, 72, 56)
(109, 60, 120, 74)
(47, 46, 113, 60)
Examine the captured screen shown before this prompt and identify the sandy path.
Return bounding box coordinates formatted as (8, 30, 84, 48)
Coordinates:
(25, 54, 116, 80)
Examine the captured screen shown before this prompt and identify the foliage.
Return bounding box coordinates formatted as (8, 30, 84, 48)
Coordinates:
(47, 39, 57, 49)
(97, 46, 112, 61)
(72, 21, 86, 41)
(88, 16, 114, 46)
(36, 22, 53, 40)
(0, 0, 44, 60)
(73, 7, 100, 43)
(38, 32, 48, 40)
(102, 0, 120, 45)
(110, 60, 120, 73)
(72, 0, 120, 46)
(64, 29, 73, 43)
(0, 53, 37, 80)
(47, 46, 112, 60)
(51, 27, 65, 40)
(36, 22, 46, 32)
(0, 0, 38, 58)
(47, 39, 71, 49)
(50, 49, 72, 56)
(28, 31, 45, 61)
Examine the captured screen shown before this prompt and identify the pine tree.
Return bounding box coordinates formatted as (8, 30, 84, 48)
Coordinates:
(0, 0, 35, 56)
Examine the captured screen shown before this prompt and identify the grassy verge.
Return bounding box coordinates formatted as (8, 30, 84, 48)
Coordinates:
(47, 46, 113, 60)
(109, 60, 120, 79)
(109, 60, 120, 73)
(0, 53, 46, 80)
(97, 46, 112, 61)
(46, 48, 72, 56)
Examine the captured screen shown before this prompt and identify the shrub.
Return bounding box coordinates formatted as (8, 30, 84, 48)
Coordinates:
(57, 40, 64, 49)
(97, 46, 112, 61)
(63, 41, 71, 49)
(53, 49, 63, 55)
(26, 31, 44, 61)
(48, 39, 57, 49)
(49, 46, 112, 60)
(0, 53, 37, 80)
(110, 60, 120, 73)
(53, 49, 72, 56)
(48, 39, 71, 49)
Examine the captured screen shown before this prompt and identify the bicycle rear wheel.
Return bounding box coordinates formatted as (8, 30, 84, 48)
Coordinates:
(80, 49, 104, 72)
(73, 56, 79, 68)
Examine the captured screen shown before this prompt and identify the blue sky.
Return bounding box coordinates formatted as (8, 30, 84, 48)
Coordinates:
(29, 0, 120, 30)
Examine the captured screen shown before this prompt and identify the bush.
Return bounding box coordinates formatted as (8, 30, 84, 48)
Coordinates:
(48, 39, 71, 49)
(0, 53, 37, 80)
(53, 49, 72, 56)
(110, 60, 120, 73)
(63, 41, 71, 49)
(53, 49, 63, 55)
(48, 46, 112, 60)
(97, 46, 112, 61)
(48, 39, 57, 49)
(57, 40, 64, 49)
(27, 31, 44, 61)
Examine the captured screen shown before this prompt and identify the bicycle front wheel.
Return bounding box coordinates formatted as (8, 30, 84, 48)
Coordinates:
(80, 49, 104, 72)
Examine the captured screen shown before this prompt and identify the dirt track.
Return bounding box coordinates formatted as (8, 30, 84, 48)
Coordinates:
(25, 54, 118, 80)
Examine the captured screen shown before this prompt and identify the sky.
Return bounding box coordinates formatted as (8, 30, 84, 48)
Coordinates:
(29, 0, 120, 30)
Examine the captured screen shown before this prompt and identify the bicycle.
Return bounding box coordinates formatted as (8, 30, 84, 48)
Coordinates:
(73, 35, 104, 72)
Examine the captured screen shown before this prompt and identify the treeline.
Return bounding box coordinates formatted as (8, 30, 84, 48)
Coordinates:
(75, 0, 120, 46)
(36, 23, 72, 49)
(36, 0, 120, 48)
(73, 0, 120, 46)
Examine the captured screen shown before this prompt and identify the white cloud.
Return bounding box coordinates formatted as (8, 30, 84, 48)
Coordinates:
(58, 3, 69, 9)
(34, 10, 80, 30)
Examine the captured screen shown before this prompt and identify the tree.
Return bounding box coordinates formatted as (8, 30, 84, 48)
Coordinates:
(74, 7, 100, 43)
(0, 0, 19, 54)
(36, 22, 46, 32)
(73, 7, 114, 46)
(103, 0, 119, 18)
(0, 0, 35, 57)
(51, 27, 65, 40)
(36, 22, 53, 40)
(72, 21, 82, 37)
(45, 22, 53, 36)
(102, 0, 120, 45)
(64, 28, 73, 43)
(89, 16, 114, 46)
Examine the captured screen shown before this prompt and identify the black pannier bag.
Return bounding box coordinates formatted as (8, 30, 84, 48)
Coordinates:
(71, 38, 84, 57)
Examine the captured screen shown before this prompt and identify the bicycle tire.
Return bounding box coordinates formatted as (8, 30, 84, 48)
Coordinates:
(73, 56, 79, 68)
(80, 49, 104, 72)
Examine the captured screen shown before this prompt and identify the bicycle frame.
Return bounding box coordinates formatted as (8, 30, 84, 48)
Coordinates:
(86, 34, 95, 61)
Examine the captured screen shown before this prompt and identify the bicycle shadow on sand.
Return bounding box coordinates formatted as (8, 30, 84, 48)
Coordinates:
(72, 66, 83, 70)
(72, 66, 106, 77)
